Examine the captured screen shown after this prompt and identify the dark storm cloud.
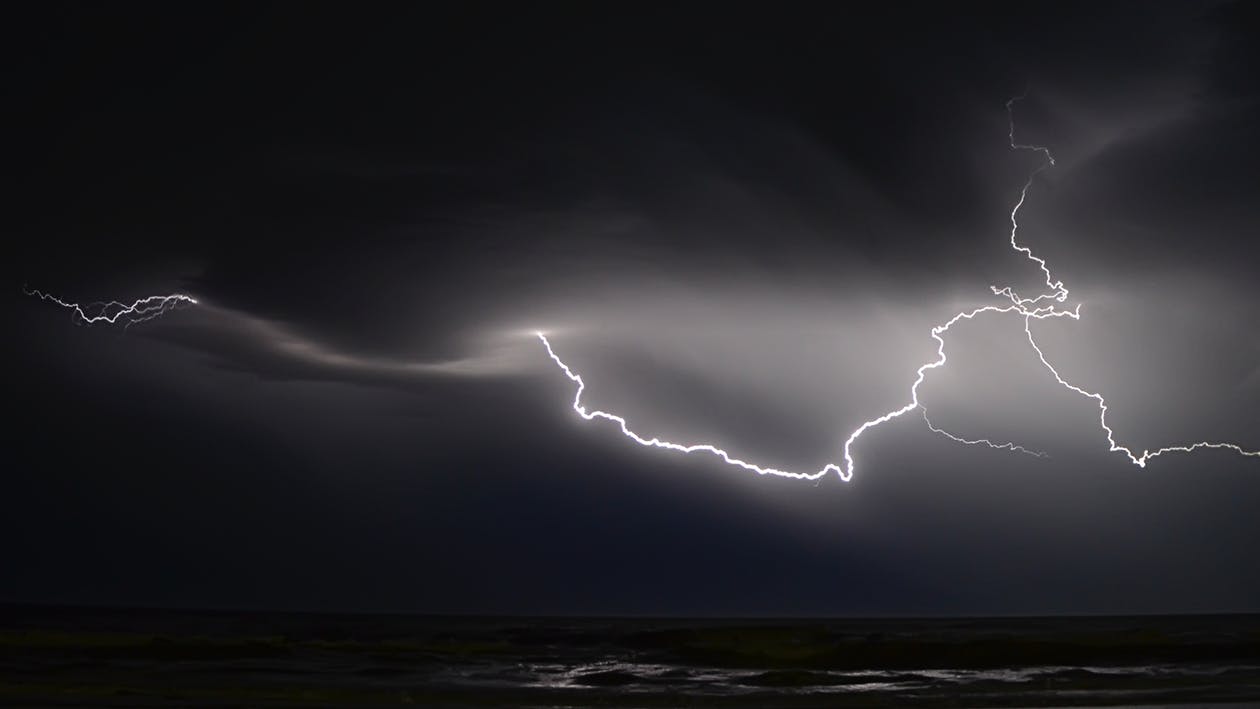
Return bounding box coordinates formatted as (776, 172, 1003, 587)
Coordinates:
(8, 2, 1259, 615)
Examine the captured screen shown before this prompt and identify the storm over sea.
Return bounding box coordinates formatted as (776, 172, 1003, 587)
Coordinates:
(2, 606, 1258, 707)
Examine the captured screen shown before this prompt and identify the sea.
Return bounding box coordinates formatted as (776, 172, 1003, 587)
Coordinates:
(1, 605, 1258, 706)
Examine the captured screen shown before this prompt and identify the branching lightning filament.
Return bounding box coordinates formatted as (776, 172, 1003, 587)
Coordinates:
(23, 97, 1258, 479)
(24, 287, 197, 327)
(538, 95, 1259, 480)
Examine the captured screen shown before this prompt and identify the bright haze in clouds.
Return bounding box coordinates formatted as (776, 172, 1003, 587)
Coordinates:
(10, 3, 1260, 616)
(29, 96, 1256, 482)
(533, 95, 1256, 481)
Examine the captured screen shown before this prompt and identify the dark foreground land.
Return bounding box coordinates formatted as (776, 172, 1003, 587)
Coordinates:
(1, 606, 1258, 707)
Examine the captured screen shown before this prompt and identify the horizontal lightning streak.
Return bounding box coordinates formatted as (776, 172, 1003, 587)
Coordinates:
(537, 94, 1258, 479)
(537, 332, 837, 480)
(1023, 315, 1259, 466)
(24, 287, 196, 327)
(922, 408, 1048, 459)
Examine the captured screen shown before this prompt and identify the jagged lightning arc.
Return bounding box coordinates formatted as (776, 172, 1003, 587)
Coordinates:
(23, 97, 1258, 476)
(538, 95, 1258, 479)
(24, 287, 196, 327)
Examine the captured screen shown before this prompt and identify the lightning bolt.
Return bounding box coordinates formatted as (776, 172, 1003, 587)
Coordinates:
(23, 96, 1258, 476)
(24, 287, 196, 327)
(921, 408, 1048, 459)
(538, 95, 1258, 480)
(1023, 315, 1259, 466)
(538, 332, 836, 481)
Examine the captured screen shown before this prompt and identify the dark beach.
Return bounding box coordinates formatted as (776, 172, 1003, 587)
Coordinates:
(3, 606, 1258, 707)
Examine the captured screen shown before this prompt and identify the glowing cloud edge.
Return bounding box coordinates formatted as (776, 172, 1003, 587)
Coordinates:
(536, 96, 1258, 480)
(22, 96, 1258, 478)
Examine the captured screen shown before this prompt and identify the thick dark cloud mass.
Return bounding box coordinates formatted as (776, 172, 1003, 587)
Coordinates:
(8, 2, 1260, 615)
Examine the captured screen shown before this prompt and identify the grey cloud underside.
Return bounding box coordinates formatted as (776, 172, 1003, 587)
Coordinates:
(39, 4, 1257, 470)
(122, 88, 1260, 469)
(144, 304, 537, 386)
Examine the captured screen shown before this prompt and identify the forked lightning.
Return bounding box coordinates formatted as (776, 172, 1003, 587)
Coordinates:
(25, 97, 1258, 478)
(537, 96, 1258, 479)
(24, 287, 197, 327)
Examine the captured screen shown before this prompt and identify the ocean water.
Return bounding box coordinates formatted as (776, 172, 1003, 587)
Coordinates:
(1, 606, 1257, 706)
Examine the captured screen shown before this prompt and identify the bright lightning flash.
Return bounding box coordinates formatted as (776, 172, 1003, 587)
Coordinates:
(23, 97, 1258, 479)
(24, 287, 197, 327)
(537, 95, 1259, 480)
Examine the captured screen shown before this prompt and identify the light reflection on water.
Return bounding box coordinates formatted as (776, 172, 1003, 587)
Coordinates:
(429, 658, 1260, 699)
(5, 609, 1259, 706)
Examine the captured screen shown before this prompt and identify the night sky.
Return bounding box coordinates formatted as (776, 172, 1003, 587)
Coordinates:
(9, 2, 1260, 616)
